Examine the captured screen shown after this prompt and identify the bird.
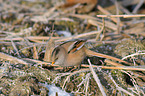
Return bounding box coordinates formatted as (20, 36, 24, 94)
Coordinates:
(51, 39, 129, 67)
(51, 39, 87, 67)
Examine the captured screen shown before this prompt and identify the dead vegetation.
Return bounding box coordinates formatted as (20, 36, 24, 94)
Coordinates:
(0, 0, 145, 95)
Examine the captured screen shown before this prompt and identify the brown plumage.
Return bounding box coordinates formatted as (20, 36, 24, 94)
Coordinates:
(51, 39, 129, 67)
(51, 40, 86, 67)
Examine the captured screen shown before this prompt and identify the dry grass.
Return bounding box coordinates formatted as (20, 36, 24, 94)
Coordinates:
(0, 0, 145, 95)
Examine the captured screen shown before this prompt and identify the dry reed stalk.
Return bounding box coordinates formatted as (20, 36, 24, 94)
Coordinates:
(81, 64, 145, 71)
(97, 14, 145, 18)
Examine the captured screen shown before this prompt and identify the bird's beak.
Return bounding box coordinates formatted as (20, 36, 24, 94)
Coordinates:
(51, 62, 55, 65)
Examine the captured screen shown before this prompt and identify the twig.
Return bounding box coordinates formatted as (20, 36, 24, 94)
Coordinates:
(85, 73, 90, 96)
(33, 44, 38, 59)
(88, 19, 117, 30)
(11, 39, 21, 58)
(44, 38, 55, 62)
(118, 4, 131, 14)
(0, 52, 28, 66)
(104, 59, 124, 66)
(100, 18, 106, 41)
(0, 36, 60, 41)
(55, 31, 100, 42)
(62, 68, 90, 89)
(122, 52, 145, 60)
(22, 58, 56, 66)
(52, 73, 71, 84)
(67, 14, 97, 20)
(132, 0, 145, 14)
(96, 18, 105, 41)
(109, 74, 135, 96)
(114, 0, 121, 34)
(97, 14, 145, 18)
(119, 0, 145, 7)
(68, 14, 118, 30)
(81, 64, 145, 71)
(88, 59, 107, 96)
(97, 5, 124, 26)
(85, 48, 129, 64)
(121, 70, 141, 96)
